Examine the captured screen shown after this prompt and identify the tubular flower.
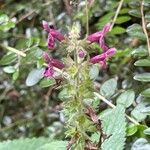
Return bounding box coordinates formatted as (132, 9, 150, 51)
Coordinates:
(78, 49, 86, 58)
(43, 53, 65, 77)
(42, 20, 65, 49)
(90, 48, 116, 68)
(87, 23, 111, 51)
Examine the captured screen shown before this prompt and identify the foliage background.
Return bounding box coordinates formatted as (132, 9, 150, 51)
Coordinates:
(0, 0, 150, 149)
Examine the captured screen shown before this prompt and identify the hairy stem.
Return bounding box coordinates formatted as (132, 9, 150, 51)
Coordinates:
(85, 0, 89, 35)
(140, 0, 150, 55)
(110, 0, 124, 31)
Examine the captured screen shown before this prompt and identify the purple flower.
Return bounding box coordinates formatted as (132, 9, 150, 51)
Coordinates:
(87, 23, 111, 51)
(78, 49, 86, 58)
(42, 21, 65, 49)
(90, 48, 116, 68)
(43, 53, 65, 77)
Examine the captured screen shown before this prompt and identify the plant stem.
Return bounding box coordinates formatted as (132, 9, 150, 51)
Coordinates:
(85, 0, 89, 35)
(140, 0, 150, 55)
(110, 0, 124, 31)
(0, 44, 26, 57)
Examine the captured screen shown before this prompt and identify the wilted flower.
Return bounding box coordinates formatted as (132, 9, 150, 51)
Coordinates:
(42, 20, 65, 49)
(90, 48, 116, 68)
(87, 23, 111, 51)
(43, 53, 65, 77)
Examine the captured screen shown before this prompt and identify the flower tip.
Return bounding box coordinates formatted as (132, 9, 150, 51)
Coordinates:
(42, 20, 49, 31)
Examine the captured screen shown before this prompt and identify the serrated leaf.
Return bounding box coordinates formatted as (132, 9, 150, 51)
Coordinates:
(100, 78, 117, 98)
(101, 105, 126, 150)
(126, 24, 146, 40)
(37, 141, 67, 150)
(26, 68, 44, 86)
(141, 88, 150, 97)
(39, 78, 56, 88)
(3, 66, 16, 74)
(115, 16, 131, 24)
(134, 59, 150, 66)
(0, 53, 17, 65)
(117, 90, 135, 108)
(131, 138, 150, 150)
(134, 73, 150, 82)
(0, 137, 51, 150)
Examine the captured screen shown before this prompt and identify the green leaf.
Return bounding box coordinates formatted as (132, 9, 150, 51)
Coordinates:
(141, 88, 150, 97)
(0, 21, 15, 31)
(13, 69, 19, 81)
(126, 24, 146, 40)
(39, 78, 56, 88)
(26, 68, 44, 86)
(89, 64, 100, 79)
(101, 105, 126, 150)
(131, 101, 149, 122)
(134, 59, 150, 67)
(134, 73, 150, 82)
(100, 78, 117, 98)
(0, 137, 50, 150)
(117, 90, 135, 108)
(143, 128, 150, 135)
(128, 9, 141, 18)
(3, 66, 16, 74)
(126, 124, 138, 136)
(37, 141, 67, 150)
(0, 14, 9, 24)
(132, 46, 148, 57)
(131, 138, 150, 150)
(115, 16, 131, 24)
(0, 53, 17, 65)
(109, 26, 126, 35)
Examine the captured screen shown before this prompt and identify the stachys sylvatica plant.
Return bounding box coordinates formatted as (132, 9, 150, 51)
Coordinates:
(41, 20, 116, 149)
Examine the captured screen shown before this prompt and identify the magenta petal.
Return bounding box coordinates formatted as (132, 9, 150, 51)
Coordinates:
(48, 33, 55, 49)
(90, 53, 106, 64)
(100, 60, 107, 69)
(99, 37, 109, 51)
(51, 59, 65, 69)
(50, 29, 65, 41)
(106, 48, 116, 57)
(44, 67, 54, 77)
(42, 20, 50, 32)
(43, 52, 51, 63)
(87, 32, 102, 43)
(102, 23, 111, 34)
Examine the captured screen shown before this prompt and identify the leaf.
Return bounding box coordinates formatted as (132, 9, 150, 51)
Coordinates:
(141, 88, 150, 97)
(109, 26, 126, 35)
(13, 69, 19, 81)
(128, 9, 141, 18)
(0, 53, 17, 65)
(0, 14, 9, 24)
(26, 68, 44, 86)
(89, 64, 100, 79)
(143, 128, 150, 135)
(134, 59, 150, 67)
(37, 141, 67, 150)
(39, 78, 56, 88)
(0, 137, 50, 150)
(3, 66, 16, 74)
(131, 101, 149, 122)
(117, 90, 135, 108)
(126, 24, 146, 40)
(100, 78, 117, 98)
(134, 73, 150, 82)
(126, 124, 138, 136)
(115, 16, 131, 24)
(101, 105, 126, 150)
(0, 21, 15, 31)
(132, 46, 148, 57)
(131, 138, 150, 150)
